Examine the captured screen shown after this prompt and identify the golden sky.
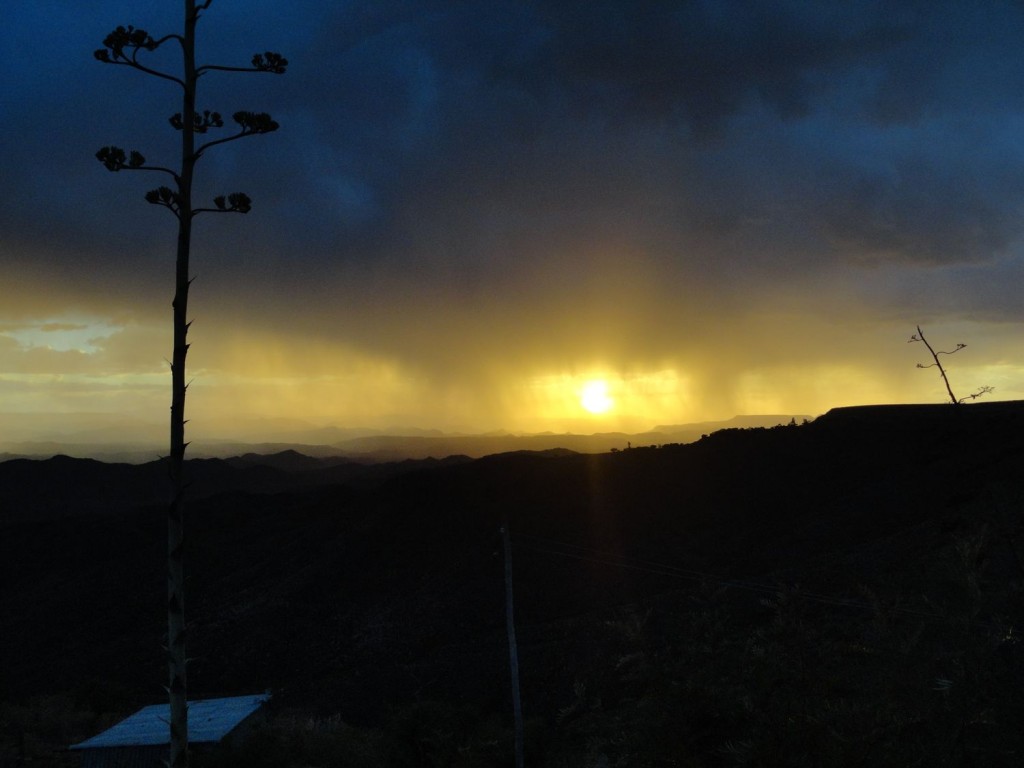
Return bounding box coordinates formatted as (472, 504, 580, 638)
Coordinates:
(2, 259, 1020, 447)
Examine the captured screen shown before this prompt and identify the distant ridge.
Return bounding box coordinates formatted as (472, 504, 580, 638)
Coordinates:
(0, 414, 808, 463)
(327, 416, 807, 460)
(819, 399, 1024, 420)
(653, 414, 808, 432)
(815, 399, 1024, 432)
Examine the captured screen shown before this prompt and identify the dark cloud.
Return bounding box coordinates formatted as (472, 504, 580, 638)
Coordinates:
(815, 157, 1024, 264)
(8, 0, 1021, 275)
(517, 1, 911, 130)
(3, 1, 1024, 434)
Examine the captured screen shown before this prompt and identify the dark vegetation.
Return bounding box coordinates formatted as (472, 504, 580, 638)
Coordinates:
(2, 402, 1023, 766)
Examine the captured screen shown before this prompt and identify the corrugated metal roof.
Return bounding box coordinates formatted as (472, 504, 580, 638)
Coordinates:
(70, 693, 270, 750)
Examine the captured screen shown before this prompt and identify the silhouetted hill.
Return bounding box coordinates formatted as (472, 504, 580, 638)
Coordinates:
(0, 452, 474, 522)
(326, 414, 806, 459)
(0, 414, 804, 464)
(224, 449, 356, 472)
(2, 402, 1022, 766)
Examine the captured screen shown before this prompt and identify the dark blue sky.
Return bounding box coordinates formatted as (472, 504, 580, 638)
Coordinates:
(2, 0, 1022, 439)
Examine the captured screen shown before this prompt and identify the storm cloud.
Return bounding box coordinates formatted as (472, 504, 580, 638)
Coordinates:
(2, 0, 1023, 439)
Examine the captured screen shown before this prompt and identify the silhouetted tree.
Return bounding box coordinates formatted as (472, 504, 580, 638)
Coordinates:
(94, 5, 286, 766)
(909, 325, 993, 405)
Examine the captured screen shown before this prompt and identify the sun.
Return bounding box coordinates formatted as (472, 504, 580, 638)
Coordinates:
(580, 379, 614, 414)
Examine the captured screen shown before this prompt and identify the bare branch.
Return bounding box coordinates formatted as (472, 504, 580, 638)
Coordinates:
(910, 325, 990, 406)
(195, 111, 279, 157)
(124, 62, 185, 88)
(959, 386, 995, 404)
(145, 186, 183, 219)
(193, 192, 252, 216)
(251, 51, 289, 73)
(194, 133, 250, 157)
(95, 146, 180, 180)
(94, 26, 185, 87)
(197, 51, 288, 76)
(96, 24, 157, 57)
(169, 110, 224, 134)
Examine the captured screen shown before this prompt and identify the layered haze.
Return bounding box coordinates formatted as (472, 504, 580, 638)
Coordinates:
(3, 1, 1023, 449)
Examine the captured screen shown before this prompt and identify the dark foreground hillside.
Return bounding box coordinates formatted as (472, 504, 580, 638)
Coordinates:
(2, 402, 1023, 766)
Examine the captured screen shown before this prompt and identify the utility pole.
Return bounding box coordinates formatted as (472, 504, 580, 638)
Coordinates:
(501, 522, 525, 768)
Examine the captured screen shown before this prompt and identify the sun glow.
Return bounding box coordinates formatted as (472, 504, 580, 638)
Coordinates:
(580, 379, 613, 414)
(524, 369, 693, 431)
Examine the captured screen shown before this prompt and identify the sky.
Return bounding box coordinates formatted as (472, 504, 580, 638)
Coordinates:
(3, 0, 1024, 446)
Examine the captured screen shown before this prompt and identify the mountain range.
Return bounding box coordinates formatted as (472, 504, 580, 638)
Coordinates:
(0, 414, 808, 464)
